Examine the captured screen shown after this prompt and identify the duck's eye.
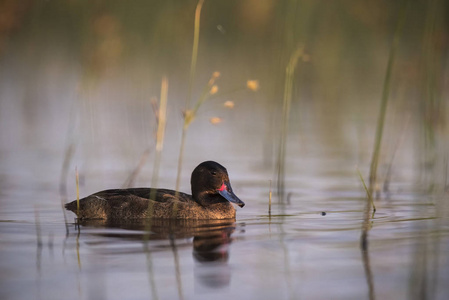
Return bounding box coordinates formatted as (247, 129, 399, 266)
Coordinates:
(211, 170, 217, 176)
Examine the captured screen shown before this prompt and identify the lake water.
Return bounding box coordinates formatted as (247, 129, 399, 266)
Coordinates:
(1, 142, 448, 300)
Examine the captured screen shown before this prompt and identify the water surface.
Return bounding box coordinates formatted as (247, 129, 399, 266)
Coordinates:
(1, 150, 448, 300)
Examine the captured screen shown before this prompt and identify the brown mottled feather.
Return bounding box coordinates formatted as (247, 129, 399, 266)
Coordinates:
(65, 161, 243, 220)
(65, 188, 236, 220)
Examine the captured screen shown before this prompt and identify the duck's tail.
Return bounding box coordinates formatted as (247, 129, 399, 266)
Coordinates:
(64, 201, 77, 213)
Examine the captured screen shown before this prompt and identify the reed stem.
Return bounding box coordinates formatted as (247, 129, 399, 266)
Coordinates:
(75, 167, 80, 217)
(357, 167, 376, 213)
(269, 180, 272, 216)
(277, 46, 303, 200)
(368, 1, 408, 193)
(149, 77, 169, 217)
(175, 0, 206, 196)
(186, 0, 205, 110)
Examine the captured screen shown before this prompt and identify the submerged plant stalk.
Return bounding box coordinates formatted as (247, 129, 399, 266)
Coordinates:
(358, 167, 376, 299)
(170, 237, 185, 300)
(144, 247, 159, 300)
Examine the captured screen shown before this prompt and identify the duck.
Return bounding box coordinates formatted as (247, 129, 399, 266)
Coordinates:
(65, 161, 245, 220)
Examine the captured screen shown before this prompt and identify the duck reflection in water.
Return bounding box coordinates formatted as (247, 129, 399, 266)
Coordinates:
(192, 224, 235, 290)
(71, 218, 240, 289)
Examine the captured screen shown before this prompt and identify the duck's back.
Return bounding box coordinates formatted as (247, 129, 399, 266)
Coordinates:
(65, 188, 193, 220)
(65, 188, 235, 220)
(92, 188, 192, 204)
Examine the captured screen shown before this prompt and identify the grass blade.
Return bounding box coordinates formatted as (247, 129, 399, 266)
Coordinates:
(369, 1, 408, 192)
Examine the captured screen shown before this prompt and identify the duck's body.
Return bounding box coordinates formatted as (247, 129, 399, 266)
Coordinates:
(65, 161, 244, 220)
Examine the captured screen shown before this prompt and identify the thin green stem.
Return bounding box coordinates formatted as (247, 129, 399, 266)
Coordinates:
(146, 77, 168, 223)
(357, 167, 376, 213)
(268, 180, 272, 216)
(75, 167, 80, 217)
(277, 46, 303, 200)
(186, 0, 205, 109)
(369, 1, 408, 192)
(175, 0, 206, 200)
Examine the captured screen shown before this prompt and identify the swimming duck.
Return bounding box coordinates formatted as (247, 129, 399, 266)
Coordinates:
(65, 161, 245, 220)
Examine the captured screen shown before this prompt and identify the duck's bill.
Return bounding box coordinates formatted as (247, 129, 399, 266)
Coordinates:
(218, 181, 245, 208)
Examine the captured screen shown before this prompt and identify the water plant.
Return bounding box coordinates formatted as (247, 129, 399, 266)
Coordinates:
(358, 165, 376, 299)
(174, 0, 258, 214)
(368, 1, 408, 194)
(277, 46, 303, 200)
(186, 0, 205, 110)
(148, 77, 168, 217)
(75, 166, 80, 217)
(59, 142, 74, 231)
(383, 116, 410, 193)
(142, 77, 168, 298)
(175, 0, 206, 195)
(357, 167, 376, 213)
(268, 180, 272, 216)
(419, 0, 446, 192)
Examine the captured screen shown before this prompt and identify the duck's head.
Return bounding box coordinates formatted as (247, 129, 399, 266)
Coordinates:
(191, 161, 245, 208)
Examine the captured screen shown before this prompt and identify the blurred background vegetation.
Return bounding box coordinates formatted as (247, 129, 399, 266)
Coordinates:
(0, 0, 447, 193)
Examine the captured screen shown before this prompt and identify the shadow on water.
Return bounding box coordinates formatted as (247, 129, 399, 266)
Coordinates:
(66, 218, 239, 295)
(73, 218, 236, 243)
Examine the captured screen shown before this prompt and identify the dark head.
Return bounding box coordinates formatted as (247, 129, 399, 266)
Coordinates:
(191, 161, 245, 208)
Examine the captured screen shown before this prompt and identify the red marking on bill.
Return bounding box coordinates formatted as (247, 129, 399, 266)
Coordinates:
(218, 183, 227, 191)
